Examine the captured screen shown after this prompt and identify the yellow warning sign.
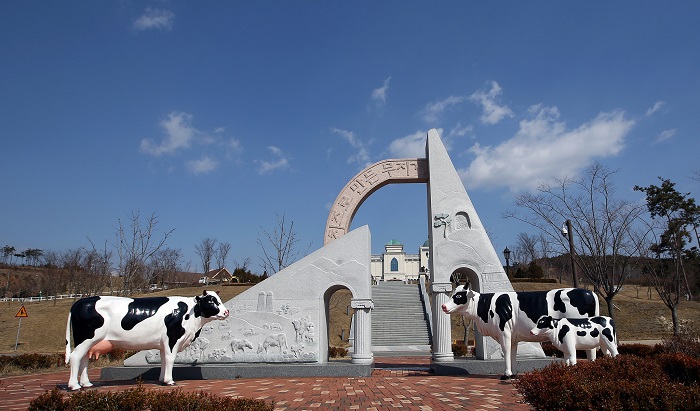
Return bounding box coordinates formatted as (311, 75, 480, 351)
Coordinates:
(15, 305, 28, 318)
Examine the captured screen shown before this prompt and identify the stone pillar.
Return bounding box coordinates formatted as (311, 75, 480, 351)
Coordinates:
(431, 282, 454, 363)
(350, 299, 374, 365)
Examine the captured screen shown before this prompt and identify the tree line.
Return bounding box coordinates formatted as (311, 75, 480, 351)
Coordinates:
(2, 211, 306, 299)
(505, 163, 700, 335)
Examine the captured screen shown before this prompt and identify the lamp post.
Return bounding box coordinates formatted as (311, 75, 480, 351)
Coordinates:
(561, 220, 579, 288)
(503, 247, 511, 280)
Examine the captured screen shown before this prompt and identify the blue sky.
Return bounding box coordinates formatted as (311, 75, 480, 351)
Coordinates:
(2, 2, 699, 273)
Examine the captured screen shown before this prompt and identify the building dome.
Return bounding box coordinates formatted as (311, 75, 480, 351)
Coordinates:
(422, 239, 430, 247)
(386, 239, 402, 245)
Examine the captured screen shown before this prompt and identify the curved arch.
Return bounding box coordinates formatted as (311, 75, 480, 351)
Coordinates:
(324, 158, 428, 244)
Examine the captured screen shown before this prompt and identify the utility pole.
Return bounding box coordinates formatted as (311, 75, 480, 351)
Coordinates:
(564, 220, 579, 288)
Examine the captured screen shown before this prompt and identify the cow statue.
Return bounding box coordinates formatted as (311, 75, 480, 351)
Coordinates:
(65, 290, 229, 391)
(531, 315, 618, 365)
(442, 283, 599, 379)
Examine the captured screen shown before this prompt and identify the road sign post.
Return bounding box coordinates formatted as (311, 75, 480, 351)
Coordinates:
(14, 305, 28, 351)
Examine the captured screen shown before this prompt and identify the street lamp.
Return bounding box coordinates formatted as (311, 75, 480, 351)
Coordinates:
(561, 220, 579, 288)
(503, 247, 511, 280)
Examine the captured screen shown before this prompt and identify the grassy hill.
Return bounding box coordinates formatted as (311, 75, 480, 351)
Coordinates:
(1, 281, 698, 355)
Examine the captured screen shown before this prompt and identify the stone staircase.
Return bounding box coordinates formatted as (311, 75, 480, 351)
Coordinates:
(371, 282, 432, 354)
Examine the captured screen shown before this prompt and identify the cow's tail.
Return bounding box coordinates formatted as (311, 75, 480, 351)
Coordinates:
(65, 311, 72, 364)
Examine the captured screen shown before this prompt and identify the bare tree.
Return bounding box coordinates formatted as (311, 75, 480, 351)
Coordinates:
(515, 233, 540, 265)
(215, 241, 231, 269)
(61, 248, 84, 296)
(505, 163, 645, 321)
(257, 213, 307, 274)
(195, 238, 217, 274)
(115, 212, 174, 295)
(150, 248, 183, 289)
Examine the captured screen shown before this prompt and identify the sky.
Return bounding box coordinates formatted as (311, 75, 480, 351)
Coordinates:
(2, 2, 699, 274)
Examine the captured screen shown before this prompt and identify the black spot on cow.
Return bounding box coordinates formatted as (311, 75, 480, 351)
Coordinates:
(590, 328, 600, 338)
(590, 317, 608, 327)
(164, 301, 189, 352)
(602, 327, 614, 342)
(121, 297, 170, 331)
(517, 291, 549, 324)
(558, 324, 570, 345)
(553, 290, 566, 313)
(70, 296, 105, 347)
(567, 318, 592, 328)
(567, 289, 597, 316)
(477, 293, 494, 324)
(194, 294, 221, 318)
(495, 294, 513, 331)
(452, 291, 468, 305)
(577, 330, 587, 337)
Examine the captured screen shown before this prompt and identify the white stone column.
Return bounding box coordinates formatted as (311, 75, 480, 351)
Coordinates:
(351, 298, 374, 365)
(431, 282, 454, 363)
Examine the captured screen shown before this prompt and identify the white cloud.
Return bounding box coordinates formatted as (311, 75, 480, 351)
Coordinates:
(646, 101, 666, 116)
(133, 8, 175, 31)
(388, 130, 427, 158)
(654, 128, 676, 143)
(330, 127, 372, 168)
(469, 81, 514, 125)
(420, 96, 467, 123)
(257, 146, 290, 175)
(458, 105, 635, 192)
(371, 77, 391, 108)
(186, 156, 218, 174)
(449, 122, 473, 138)
(140, 112, 197, 156)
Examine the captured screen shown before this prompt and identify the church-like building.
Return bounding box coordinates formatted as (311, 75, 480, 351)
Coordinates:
(370, 239, 430, 283)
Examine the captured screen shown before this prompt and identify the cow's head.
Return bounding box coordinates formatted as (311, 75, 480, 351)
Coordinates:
(194, 291, 229, 319)
(530, 315, 557, 336)
(442, 284, 477, 314)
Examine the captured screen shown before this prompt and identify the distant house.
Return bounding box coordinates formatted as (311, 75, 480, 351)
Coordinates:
(203, 267, 238, 284)
(370, 239, 430, 283)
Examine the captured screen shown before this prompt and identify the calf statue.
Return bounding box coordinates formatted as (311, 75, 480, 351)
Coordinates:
(442, 283, 599, 379)
(65, 290, 229, 390)
(531, 315, 618, 365)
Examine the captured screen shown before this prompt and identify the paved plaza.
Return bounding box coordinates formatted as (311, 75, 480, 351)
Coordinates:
(0, 356, 531, 410)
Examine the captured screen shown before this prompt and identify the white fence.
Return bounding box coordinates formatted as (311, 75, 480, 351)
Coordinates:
(0, 290, 125, 303)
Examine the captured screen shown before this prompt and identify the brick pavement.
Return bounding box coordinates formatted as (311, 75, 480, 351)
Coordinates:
(0, 357, 532, 410)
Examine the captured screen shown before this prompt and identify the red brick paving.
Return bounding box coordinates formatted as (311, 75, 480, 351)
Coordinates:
(0, 357, 532, 410)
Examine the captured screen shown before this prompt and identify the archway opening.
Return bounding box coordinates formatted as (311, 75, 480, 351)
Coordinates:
(323, 285, 353, 360)
(450, 266, 479, 352)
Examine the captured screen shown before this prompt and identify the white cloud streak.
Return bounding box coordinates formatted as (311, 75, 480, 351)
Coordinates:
(133, 8, 175, 31)
(469, 81, 514, 125)
(646, 101, 666, 116)
(140, 112, 197, 156)
(420, 96, 467, 123)
(458, 105, 635, 192)
(371, 77, 391, 108)
(654, 128, 676, 143)
(330, 127, 372, 168)
(186, 156, 218, 174)
(257, 146, 290, 175)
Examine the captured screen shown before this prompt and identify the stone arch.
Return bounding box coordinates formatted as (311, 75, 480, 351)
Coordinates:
(324, 158, 428, 244)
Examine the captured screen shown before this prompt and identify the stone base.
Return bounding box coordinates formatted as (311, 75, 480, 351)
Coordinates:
(432, 357, 561, 376)
(101, 361, 372, 382)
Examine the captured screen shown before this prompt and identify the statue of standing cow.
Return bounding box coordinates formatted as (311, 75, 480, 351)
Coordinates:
(65, 290, 229, 390)
(442, 283, 599, 379)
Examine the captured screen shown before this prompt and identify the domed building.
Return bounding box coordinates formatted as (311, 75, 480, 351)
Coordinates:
(370, 239, 430, 283)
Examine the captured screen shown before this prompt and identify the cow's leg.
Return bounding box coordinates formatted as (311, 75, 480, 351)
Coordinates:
(586, 347, 597, 361)
(499, 335, 514, 380)
(564, 343, 577, 365)
(67, 341, 94, 390)
(160, 348, 178, 386)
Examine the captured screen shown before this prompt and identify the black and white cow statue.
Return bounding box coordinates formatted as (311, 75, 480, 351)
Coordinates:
(442, 284, 599, 379)
(531, 315, 618, 365)
(65, 290, 229, 390)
